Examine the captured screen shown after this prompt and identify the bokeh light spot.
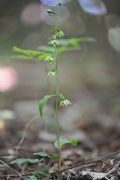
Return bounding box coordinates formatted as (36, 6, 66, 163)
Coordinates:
(108, 27, 120, 52)
(0, 67, 17, 92)
(41, 0, 71, 7)
(21, 3, 42, 26)
(78, 0, 107, 16)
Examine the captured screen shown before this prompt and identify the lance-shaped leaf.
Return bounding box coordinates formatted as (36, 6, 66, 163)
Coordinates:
(13, 47, 41, 56)
(10, 158, 39, 165)
(37, 52, 53, 61)
(59, 37, 95, 48)
(38, 94, 55, 117)
(12, 55, 34, 60)
(33, 152, 51, 159)
(59, 38, 80, 47)
(12, 46, 54, 61)
(38, 46, 56, 53)
(57, 93, 65, 101)
(54, 137, 77, 150)
(38, 45, 70, 54)
(35, 166, 49, 178)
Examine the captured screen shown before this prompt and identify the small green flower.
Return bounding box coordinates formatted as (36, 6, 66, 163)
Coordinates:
(44, 56, 54, 63)
(53, 28, 64, 39)
(56, 31, 64, 38)
(48, 40, 60, 47)
(52, 35, 57, 40)
(60, 99, 71, 107)
(48, 71, 57, 77)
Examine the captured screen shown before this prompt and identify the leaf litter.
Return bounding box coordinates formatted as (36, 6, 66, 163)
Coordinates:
(0, 119, 120, 179)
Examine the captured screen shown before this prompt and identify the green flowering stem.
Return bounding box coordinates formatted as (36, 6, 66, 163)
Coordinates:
(55, 47, 62, 173)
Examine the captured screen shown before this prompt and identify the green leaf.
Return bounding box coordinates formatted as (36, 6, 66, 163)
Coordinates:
(45, 56, 54, 63)
(10, 158, 39, 165)
(69, 139, 77, 146)
(23, 175, 37, 180)
(57, 46, 76, 53)
(36, 166, 49, 178)
(12, 55, 33, 60)
(38, 95, 55, 117)
(41, 46, 75, 54)
(54, 137, 77, 150)
(59, 38, 80, 47)
(0, 164, 6, 172)
(57, 93, 65, 101)
(13, 47, 41, 56)
(38, 45, 72, 54)
(52, 155, 60, 161)
(54, 137, 70, 150)
(12, 46, 54, 61)
(37, 52, 53, 61)
(58, 37, 95, 48)
(33, 152, 51, 159)
(38, 46, 56, 53)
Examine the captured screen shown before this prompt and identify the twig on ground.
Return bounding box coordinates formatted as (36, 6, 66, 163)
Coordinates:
(105, 161, 120, 177)
(0, 159, 23, 178)
(0, 172, 34, 178)
(62, 150, 120, 172)
(79, 161, 120, 180)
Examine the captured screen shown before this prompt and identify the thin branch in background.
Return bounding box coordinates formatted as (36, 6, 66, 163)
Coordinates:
(15, 115, 39, 154)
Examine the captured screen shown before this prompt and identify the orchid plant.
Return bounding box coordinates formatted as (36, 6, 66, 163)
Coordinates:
(12, 2, 94, 177)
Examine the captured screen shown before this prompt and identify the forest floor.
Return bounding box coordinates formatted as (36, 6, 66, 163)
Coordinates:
(0, 119, 120, 180)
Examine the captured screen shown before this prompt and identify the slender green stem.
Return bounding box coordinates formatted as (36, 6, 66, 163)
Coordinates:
(55, 49, 62, 173)
(52, 5, 62, 177)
